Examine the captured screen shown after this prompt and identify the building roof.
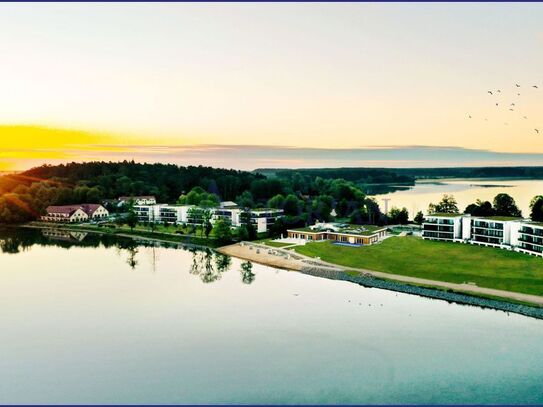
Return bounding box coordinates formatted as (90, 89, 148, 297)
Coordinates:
(472, 216, 522, 221)
(46, 205, 82, 216)
(426, 213, 462, 218)
(288, 223, 386, 236)
(251, 208, 283, 213)
(79, 204, 104, 215)
(45, 204, 105, 216)
(220, 201, 239, 208)
(118, 196, 156, 201)
(521, 221, 543, 227)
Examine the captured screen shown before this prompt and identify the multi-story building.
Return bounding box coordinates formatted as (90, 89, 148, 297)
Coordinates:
(469, 216, 518, 248)
(421, 213, 543, 258)
(421, 213, 464, 242)
(133, 202, 284, 233)
(119, 196, 157, 205)
(134, 204, 194, 224)
(515, 222, 543, 257)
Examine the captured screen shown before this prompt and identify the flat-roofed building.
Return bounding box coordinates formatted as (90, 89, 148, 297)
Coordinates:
(514, 221, 543, 257)
(287, 222, 387, 245)
(119, 196, 157, 205)
(134, 204, 193, 224)
(421, 213, 464, 242)
(469, 216, 521, 248)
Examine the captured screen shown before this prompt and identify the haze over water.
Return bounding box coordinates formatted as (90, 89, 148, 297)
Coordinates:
(0, 230, 542, 404)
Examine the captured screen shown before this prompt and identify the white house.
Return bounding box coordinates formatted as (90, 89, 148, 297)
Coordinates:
(41, 204, 109, 223)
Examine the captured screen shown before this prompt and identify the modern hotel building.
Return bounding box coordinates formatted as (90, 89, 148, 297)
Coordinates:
(133, 201, 283, 233)
(422, 213, 543, 257)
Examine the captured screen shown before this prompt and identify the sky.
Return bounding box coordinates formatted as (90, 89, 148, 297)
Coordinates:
(0, 2, 542, 171)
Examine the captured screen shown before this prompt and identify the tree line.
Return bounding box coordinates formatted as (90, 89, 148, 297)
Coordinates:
(424, 193, 543, 221)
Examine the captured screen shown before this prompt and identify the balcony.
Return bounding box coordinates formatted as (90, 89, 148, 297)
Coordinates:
(423, 219, 454, 225)
(472, 222, 503, 230)
(519, 227, 543, 237)
(423, 224, 454, 232)
(519, 243, 543, 253)
(472, 235, 502, 244)
(518, 236, 543, 246)
(471, 228, 503, 238)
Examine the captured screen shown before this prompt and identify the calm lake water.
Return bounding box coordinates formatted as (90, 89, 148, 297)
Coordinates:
(1, 228, 543, 404)
(371, 178, 543, 218)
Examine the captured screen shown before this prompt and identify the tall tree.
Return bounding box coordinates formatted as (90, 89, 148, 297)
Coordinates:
(464, 199, 495, 216)
(493, 193, 521, 217)
(428, 194, 459, 214)
(530, 195, 543, 221)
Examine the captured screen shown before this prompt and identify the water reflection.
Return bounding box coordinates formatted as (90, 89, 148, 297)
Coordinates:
(189, 248, 233, 283)
(241, 261, 255, 285)
(0, 227, 236, 283)
(126, 246, 139, 270)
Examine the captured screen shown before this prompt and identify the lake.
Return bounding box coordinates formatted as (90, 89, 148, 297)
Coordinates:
(1, 228, 543, 404)
(370, 178, 543, 218)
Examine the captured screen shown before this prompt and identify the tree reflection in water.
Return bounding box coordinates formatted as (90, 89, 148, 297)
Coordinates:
(126, 247, 138, 270)
(189, 248, 232, 283)
(240, 261, 255, 285)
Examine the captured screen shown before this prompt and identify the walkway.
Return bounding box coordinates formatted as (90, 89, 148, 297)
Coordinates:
(217, 242, 543, 307)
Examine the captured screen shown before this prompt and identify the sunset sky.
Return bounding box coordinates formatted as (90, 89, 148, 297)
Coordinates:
(1, 3, 542, 171)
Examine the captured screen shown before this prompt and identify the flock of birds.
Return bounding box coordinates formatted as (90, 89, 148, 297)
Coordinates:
(468, 83, 540, 134)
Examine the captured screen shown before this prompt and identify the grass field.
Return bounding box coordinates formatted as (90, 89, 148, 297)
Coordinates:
(294, 237, 543, 296)
(256, 239, 294, 248)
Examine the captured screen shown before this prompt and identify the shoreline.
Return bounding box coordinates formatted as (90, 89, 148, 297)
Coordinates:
(11, 223, 543, 320)
(218, 242, 543, 320)
(19, 222, 218, 250)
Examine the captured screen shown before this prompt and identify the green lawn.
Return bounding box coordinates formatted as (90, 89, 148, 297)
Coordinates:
(294, 237, 543, 296)
(256, 239, 293, 248)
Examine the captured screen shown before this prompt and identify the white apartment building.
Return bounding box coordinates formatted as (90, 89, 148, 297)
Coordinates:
(119, 196, 157, 205)
(421, 213, 464, 241)
(422, 213, 543, 257)
(133, 202, 284, 233)
(134, 204, 193, 224)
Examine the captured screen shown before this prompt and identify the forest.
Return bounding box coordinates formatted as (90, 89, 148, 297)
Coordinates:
(259, 166, 543, 181)
(0, 161, 393, 227)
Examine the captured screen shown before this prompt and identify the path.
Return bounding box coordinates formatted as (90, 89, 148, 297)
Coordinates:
(218, 242, 543, 306)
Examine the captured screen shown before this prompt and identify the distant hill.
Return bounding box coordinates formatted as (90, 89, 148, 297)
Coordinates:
(255, 168, 415, 184)
(255, 166, 543, 181)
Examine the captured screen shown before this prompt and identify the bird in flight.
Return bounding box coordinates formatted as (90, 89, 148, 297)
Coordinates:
(468, 115, 472, 119)
(511, 103, 515, 106)
(509, 108, 514, 111)
(495, 103, 499, 106)
(487, 90, 493, 95)
(517, 93, 521, 96)
(536, 129, 540, 134)
(516, 84, 521, 87)
(497, 89, 501, 93)
(533, 85, 539, 89)
(523, 116, 528, 119)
